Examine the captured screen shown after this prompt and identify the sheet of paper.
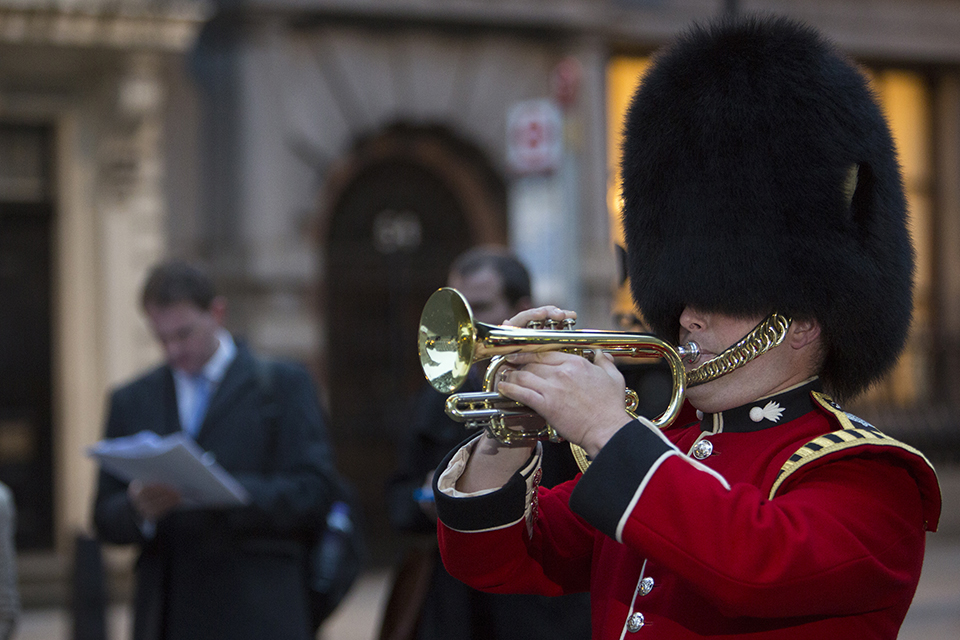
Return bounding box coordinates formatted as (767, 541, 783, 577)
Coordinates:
(89, 431, 250, 507)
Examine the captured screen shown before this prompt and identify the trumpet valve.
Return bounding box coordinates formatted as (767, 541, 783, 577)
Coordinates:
(525, 318, 576, 330)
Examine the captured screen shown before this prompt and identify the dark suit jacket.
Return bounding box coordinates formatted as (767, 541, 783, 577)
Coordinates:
(94, 344, 337, 640)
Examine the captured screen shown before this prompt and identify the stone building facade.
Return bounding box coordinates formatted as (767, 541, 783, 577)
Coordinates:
(3, 0, 960, 602)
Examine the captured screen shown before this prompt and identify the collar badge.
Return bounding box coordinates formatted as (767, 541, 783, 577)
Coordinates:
(749, 401, 785, 423)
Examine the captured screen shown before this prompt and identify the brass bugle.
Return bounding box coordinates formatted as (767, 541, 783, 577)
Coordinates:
(418, 287, 699, 445)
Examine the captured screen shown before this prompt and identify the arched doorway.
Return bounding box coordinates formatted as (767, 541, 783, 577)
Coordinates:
(320, 124, 506, 562)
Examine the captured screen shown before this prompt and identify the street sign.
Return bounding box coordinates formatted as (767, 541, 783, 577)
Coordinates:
(506, 99, 563, 175)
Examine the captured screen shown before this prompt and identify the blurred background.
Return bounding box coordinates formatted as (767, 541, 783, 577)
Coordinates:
(0, 0, 958, 637)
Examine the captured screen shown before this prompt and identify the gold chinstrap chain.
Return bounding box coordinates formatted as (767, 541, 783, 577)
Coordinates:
(686, 313, 792, 386)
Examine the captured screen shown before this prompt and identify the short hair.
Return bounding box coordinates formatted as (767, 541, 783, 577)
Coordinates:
(140, 260, 217, 311)
(450, 246, 531, 307)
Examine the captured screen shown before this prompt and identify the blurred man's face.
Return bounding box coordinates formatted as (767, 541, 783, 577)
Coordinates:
(448, 267, 517, 325)
(144, 298, 225, 375)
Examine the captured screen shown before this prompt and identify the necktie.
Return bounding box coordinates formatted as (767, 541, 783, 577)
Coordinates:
(187, 374, 211, 437)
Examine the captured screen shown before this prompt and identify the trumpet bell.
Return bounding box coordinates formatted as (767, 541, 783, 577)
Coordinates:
(418, 288, 477, 393)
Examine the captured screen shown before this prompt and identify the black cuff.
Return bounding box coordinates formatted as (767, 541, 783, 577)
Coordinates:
(569, 419, 674, 540)
(433, 437, 538, 532)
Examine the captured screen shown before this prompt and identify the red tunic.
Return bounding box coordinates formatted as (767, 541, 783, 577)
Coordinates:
(435, 382, 941, 639)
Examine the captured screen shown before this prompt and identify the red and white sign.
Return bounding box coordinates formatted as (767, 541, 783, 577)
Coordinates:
(506, 99, 563, 176)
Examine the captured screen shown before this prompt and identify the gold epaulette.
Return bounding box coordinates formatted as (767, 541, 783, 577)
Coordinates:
(769, 391, 934, 499)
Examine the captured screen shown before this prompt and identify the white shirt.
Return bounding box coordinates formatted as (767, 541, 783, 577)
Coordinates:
(172, 329, 237, 435)
(136, 330, 237, 538)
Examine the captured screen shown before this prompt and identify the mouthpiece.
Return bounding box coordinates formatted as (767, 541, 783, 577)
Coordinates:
(678, 341, 700, 364)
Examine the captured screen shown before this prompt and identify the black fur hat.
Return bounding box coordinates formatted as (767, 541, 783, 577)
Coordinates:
(621, 15, 914, 400)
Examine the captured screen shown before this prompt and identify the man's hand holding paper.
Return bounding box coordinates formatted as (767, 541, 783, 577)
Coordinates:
(88, 430, 250, 509)
(127, 480, 182, 521)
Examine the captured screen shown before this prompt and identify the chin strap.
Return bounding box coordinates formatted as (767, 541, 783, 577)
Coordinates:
(686, 313, 792, 387)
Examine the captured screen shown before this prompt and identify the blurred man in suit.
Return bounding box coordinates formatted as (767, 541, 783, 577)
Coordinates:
(94, 260, 338, 640)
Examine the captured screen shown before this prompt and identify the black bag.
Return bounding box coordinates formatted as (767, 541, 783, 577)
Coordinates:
(255, 358, 367, 631)
(307, 476, 366, 629)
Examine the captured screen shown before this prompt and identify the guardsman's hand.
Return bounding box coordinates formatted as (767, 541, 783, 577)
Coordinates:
(498, 346, 631, 459)
(454, 306, 576, 493)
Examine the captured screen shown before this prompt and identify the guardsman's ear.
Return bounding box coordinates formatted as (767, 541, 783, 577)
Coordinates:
(789, 318, 821, 350)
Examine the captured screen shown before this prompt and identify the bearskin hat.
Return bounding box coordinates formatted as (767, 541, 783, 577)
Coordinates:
(621, 15, 914, 400)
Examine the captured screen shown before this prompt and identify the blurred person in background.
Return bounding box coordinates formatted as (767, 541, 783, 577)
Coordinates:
(382, 245, 591, 640)
(93, 260, 340, 640)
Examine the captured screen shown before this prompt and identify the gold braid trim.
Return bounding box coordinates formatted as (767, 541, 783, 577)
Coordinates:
(768, 391, 935, 499)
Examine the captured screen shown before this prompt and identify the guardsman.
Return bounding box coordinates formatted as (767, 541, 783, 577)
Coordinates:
(431, 15, 941, 640)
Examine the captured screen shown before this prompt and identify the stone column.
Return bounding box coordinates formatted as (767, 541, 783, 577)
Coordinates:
(99, 52, 169, 387)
